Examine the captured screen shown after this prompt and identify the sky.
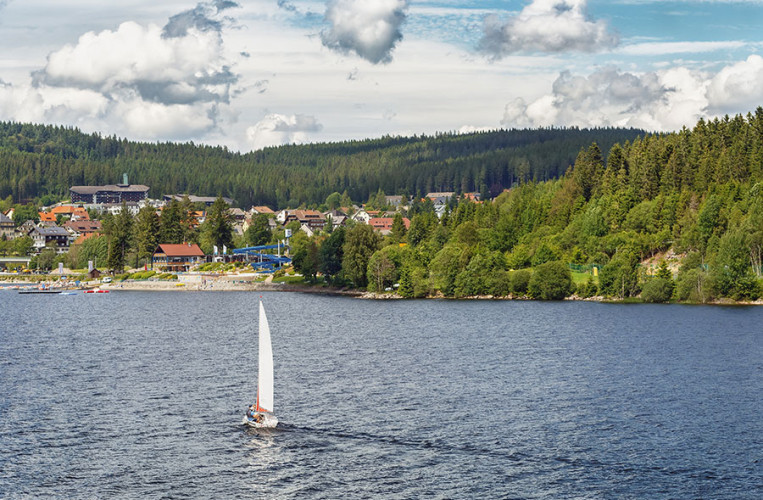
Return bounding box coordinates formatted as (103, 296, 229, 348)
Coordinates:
(0, 0, 762, 151)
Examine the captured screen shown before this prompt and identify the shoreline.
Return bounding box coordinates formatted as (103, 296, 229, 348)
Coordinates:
(4, 276, 760, 305)
(99, 279, 762, 305)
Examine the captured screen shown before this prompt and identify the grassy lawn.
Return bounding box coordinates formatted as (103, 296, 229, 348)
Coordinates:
(272, 275, 308, 284)
(571, 271, 598, 286)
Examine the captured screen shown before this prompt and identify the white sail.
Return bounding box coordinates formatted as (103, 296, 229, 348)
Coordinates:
(257, 300, 274, 413)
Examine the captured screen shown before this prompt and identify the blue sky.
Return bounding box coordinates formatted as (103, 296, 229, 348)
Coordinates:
(0, 0, 761, 150)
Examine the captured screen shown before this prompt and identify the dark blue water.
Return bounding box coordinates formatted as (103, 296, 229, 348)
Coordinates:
(1, 290, 760, 498)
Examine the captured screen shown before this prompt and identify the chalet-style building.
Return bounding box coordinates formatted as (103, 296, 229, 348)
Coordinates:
(19, 220, 37, 235)
(152, 243, 205, 272)
(50, 205, 90, 221)
(70, 184, 150, 204)
(39, 212, 57, 223)
(351, 209, 372, 224)
(29, 226, 70, 254)
(250, 206, 274, 215)
(0, 212, 15, 239)
(323, 209, 348, 230)
(368, 217, 411, 236)
(425, 192, 455, 205)
(229, 207, 246, 222)
(282, 210, 326, 231)
(63, 220, 102, 238)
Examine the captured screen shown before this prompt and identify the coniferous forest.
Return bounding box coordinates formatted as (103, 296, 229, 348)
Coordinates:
(0, 123, 643, 207)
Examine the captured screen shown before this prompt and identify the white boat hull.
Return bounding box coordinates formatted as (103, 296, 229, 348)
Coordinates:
(243, 412, 278, 429)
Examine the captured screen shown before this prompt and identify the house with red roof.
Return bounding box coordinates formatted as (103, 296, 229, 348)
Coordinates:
(368, 217, 410, 235)
(151, 243, 205, 272)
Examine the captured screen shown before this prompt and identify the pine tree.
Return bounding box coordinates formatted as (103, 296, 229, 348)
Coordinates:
(203, 196, 234, 252)
(134, 206, 160, 267)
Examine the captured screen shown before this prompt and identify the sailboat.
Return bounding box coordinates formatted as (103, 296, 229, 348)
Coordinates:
(244, 299, 278, 428)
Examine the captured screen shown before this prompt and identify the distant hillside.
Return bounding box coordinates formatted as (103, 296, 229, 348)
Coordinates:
(0, 122, 645, 207)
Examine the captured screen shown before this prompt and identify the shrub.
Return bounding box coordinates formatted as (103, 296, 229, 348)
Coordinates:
(641, 278, 673, 303)
(509, 269, 531, 295)
(578, 277, 599, 298)
(528, 261, 573, 300)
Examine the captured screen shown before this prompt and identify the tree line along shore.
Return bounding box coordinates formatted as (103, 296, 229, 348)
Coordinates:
(1, 109, 762, 303)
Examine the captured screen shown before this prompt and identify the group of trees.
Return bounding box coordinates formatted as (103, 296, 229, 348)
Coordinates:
(0, 122, 643, 208)
(288, 110, 763, 302)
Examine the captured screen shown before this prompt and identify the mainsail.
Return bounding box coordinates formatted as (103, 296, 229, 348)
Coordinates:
(256, 300, 274, 413)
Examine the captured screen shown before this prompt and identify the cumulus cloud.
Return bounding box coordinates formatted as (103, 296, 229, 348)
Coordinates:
(479, 0, 618, 58)
(321, 0, 409, 64)
(12, 1, 242, 140)
(500, 56, 763, 132)
(706, 55, 763, 115)
(246, 113, 323, 150)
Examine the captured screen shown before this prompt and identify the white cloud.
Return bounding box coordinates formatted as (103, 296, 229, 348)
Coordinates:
(500, 55, 763, 132)
(479, 0, 618, 57)
(619, 40, 747, 56)
(37, 19, 236, 105)
(706, 54, 763, 114)
(246, 113, 323, 150)
(1, 1, 243, 141)
(321, 0, 409, 64)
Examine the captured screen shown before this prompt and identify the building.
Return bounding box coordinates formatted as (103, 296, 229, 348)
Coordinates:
(39, 212, 57, 222)
(351, 209, 372, 224)
(29, 226, 70, 254)
(0, 212, 15, 239)
(152, 243, 205, 272)
(425, 192, 456, 205)
(323, 209, 348, 230)
(50, 205, 90, 221)
(250, 206, 274, 216)
(385, 195, 404, 207)
(229, 207, 246, 222)
(282, 210, 326, 231)
(70, 184, 150, 204)
(368, 217, 411, 235)
(63, 220, 102, 239)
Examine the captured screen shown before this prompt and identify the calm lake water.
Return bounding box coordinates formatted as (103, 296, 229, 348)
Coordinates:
(1, 290, 760, 498)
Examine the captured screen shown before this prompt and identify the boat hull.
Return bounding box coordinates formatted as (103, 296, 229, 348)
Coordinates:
(243, 412, 278, 429)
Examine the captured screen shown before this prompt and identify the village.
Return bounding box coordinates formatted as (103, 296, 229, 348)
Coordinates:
(0, 177, 481, 287)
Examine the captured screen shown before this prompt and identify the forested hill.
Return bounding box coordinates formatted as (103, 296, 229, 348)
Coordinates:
(0, 122, 644, 207)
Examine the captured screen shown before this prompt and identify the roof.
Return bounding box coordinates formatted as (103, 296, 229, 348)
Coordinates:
(70, 184, 150, 194)
(39, 212, 57, 222)
(0, 212, 13, 224)
(286, 210, 324, 222)
(50, 205, 80, 215)
(155, 243, 205, 257)
(64, 220, 102, 232)
(74, 232, 100, 245)
(251, 206, 274, 213)
(33, 226, 70, 236)
(369, 217, 411, 231)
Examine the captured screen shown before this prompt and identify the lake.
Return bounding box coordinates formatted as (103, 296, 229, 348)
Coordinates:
(1, 290, 760, 498)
